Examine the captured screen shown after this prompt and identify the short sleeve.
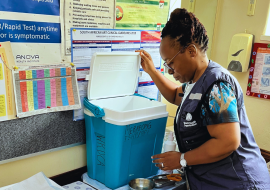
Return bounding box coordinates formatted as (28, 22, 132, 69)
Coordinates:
(203, 81, 239, 125)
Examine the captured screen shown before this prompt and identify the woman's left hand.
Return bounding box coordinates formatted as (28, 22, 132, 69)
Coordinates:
(152, 151, 182, 171)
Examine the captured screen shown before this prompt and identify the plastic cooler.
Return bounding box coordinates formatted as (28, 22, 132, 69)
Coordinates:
(84, 52, 168, 189)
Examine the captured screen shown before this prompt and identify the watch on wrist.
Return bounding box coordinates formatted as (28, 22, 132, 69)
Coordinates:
(180, 153, 187, 167)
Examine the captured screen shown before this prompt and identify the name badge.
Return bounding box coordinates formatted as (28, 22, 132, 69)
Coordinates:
(189, 93, 202, 100)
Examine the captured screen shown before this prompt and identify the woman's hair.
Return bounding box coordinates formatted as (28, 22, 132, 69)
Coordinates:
(161, 8, 209, 53)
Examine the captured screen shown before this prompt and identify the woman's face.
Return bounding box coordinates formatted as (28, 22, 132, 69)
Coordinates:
(160, 37, 196, 83)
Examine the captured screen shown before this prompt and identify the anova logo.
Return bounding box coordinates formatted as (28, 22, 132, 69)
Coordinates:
(16, 55, 40, 59)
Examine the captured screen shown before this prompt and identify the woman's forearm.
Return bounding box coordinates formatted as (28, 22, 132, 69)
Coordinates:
(184, 138, 236, 166)
(184, 122, 240, 166)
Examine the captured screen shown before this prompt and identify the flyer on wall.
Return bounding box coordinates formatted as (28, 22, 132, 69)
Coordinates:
(63, 0, 115, 55)
(115, 0, 170, 30)
(0, 0, 62, 65)
(247, 43, 270, 100)
(0, 42, 17, 121)
(71, 29, 161, 69)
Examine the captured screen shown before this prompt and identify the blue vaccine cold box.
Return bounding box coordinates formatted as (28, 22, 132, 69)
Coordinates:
(84, 52, 168, 189)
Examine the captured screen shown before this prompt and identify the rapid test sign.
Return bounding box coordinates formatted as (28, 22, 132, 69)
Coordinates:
(0, 0, 62, 65)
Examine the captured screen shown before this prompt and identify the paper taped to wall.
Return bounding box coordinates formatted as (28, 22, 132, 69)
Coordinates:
(0, 0, 62, 65)
(115, 0, 170, 30)
(63, 0, 115, 55)
(12, 64, 81, 118)
(0, 42, 17, 121)
(73, 80, 88, 121)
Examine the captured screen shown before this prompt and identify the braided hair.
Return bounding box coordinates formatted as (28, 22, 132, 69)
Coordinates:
(161, 8, 209, 53)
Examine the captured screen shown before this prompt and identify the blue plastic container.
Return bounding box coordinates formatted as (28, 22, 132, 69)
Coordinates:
(84, 53, 168, 189)
(84, 96, 168, 189)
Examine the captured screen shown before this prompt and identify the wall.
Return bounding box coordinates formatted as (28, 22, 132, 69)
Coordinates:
(211, 0, 270, 150)
(181, 0, 218, 59)
(0, 145, 86, 187)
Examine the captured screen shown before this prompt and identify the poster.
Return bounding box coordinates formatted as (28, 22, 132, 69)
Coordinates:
(0, 0, 61, 65)
(0, 42, 16, 121)
(71, 29, 161, 68)
(71, 28, 161, 120)
(247, 43, 270, 100)
(137, 82, 159, 100)
(63, 0, 115, 55)
(12, 64, 81, 118)
(115, 0, 170, 30)
(76, 68, 90, 80)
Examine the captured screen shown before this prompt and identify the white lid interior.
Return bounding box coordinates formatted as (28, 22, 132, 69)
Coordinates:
(87, 52, 141, 100)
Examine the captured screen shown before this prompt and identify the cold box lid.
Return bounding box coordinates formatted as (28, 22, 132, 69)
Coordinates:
(87, 52, 141, 100)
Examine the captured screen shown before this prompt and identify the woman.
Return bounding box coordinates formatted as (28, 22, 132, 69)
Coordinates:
(136, 8, 270, 190)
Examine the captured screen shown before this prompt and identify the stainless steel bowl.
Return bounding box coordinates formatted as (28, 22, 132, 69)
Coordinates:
(129, 178, 155, 190)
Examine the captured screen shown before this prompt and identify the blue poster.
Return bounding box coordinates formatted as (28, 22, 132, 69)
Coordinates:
(0, 0, 60, 16)
(0, 19, 60, 43)
(0, 0, 62, 64)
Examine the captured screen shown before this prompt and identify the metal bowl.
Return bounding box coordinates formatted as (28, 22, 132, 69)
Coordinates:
(129, 178, 155, 190)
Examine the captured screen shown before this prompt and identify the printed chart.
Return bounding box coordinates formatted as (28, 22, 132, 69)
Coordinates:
(247, 43, 270, 100)
(13, 65, 81, 118)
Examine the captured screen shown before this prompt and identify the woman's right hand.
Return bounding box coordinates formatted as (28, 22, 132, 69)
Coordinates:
(135, 50, 156, 74)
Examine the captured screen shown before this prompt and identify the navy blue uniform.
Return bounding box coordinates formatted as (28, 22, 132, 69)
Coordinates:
(174, 60, 270, 190)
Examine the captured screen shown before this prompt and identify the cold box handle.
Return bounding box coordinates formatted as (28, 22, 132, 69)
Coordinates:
(84, 97, 105, 118)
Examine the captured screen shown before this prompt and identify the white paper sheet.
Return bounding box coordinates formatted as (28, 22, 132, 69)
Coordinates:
(76, 69, 90, 80)
(62, 181, 92, 190)
(138, 83, 159, 100)
(73, 80, 88, 121)
(0, 56, 8, 121)
(63, 0, 115, 55)
(1, 172, 65, 190)
(139, 71, 153, 83)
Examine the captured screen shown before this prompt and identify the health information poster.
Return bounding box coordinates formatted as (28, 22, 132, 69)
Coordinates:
(0, 0, 61, 65)
(63, 0, 114, 55)
(247, 43, 270, 100)
(115, 0, 170, 30)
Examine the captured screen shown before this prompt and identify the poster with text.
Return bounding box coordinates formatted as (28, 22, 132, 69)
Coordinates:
(63, 0, 115, 55)
(115, 0, 170, 30)
(0, 0, 61, 66)
(247, 43, 270, 100)
(71, 29, 161, 69)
